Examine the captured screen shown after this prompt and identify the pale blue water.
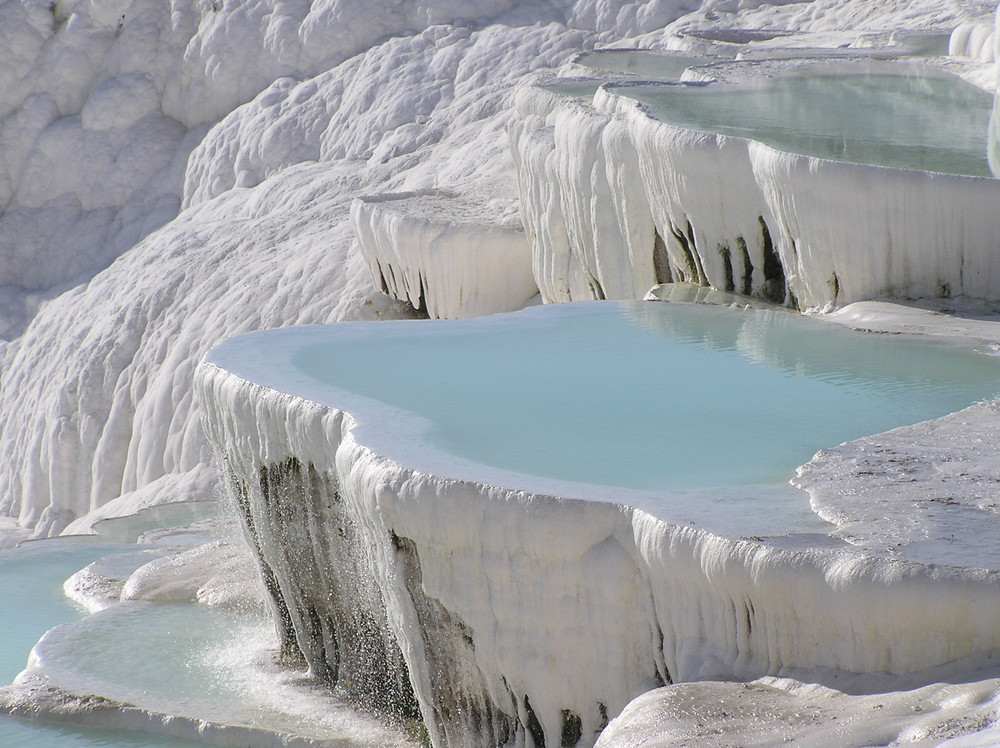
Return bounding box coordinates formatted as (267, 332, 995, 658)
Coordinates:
(577, 51, 714, 80)
(625, 66, 996, 177)
(0, 720, 204, 748)
(0, 518, 401, 747)
(0, 537, 207, 747)
(543, 79, 605, 97)
(283, 301, 1000, 495)
(544, 52, 715, 98)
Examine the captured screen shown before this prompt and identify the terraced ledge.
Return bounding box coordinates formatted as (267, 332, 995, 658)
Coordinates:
(351, 189, 538, 319)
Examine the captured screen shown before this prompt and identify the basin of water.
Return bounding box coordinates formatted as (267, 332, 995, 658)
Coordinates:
(576, 51, 717, 80)
(545, 52, 718, 98)
(208, 301, 1000, 533)
(621, 62, 997, 177)
(0, 537, 210, 748)
(0, 520, 409, 746)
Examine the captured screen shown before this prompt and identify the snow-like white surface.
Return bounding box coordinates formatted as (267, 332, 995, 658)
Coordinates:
(198, 312, 1000, 744)
(0, 0, 594, 328)
(5, 0, 1000, 745)
(795, 399, 1000, 569)
(64, 526, 264, 614)
(0, 0, 990, 547)
(951, 19, 996, 62)
(512, 56, 1000, 312)
(596, 661, 1000, 747)
(0, 3, 608, 537)
(352, 189, 538, 318)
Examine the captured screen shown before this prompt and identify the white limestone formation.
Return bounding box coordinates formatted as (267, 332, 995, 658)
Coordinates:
(352, 190, 538, 319)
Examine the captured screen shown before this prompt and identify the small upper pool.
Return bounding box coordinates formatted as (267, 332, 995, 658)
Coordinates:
(621, 64, 997, 177)
(206, 301, 1000, 531)
(576, 51, 716, 80)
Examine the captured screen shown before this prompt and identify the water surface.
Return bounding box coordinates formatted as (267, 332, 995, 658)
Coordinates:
(577, 51, 715, 80)
(290, 302, 1000, 494)
(0, 537, 208, 748)
(624, 67, 996, 176)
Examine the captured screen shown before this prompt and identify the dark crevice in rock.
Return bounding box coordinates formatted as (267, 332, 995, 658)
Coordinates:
(719, 244, 735, 292)
(394, 534, 516, 746)
(374, 260, 390, 294)
(653, 624, 672, 687)
(786, 287, 800, 311)
(737, 237, 752, 296)
(385, 264, 400, 297)
(560, 709, 583, 747)
(668, 220, 700, 284)
(653, 227, 673, 284)
(413, 274, 431, 319)
(685, 220, 707, 285)
(524, 694, 546, 748)
(588, 273, 606, 301)
(759, 216, 786, 304)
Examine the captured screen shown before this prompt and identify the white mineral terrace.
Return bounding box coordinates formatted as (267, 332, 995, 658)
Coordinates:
(507, 54, 1000, 311)
(198, 297, 1000, 747)
(351, 189, 538, 319)
(5, 1, 1000, 746)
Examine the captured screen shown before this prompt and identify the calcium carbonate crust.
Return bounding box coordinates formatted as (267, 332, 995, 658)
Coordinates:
(4, 0, 1000, 745)
(510, 60, 1000, 313)
(196, 357, 1000, 747)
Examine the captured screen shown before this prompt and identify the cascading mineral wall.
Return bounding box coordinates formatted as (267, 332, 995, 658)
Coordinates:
(197, 362, 666, 746)
(197, 358, 1000, 747)
(511, 78, 1000, 311)
(351, 189, 539, 319)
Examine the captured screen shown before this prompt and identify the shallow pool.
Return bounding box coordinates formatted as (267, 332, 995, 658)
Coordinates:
(209, 301, 1000, 530)
(0, 537, 209, 748)
(0, 528, 409, 747)
(623, 63, 997, 176)
(577, 51, 715, 80)
(544, 52, 717, 98)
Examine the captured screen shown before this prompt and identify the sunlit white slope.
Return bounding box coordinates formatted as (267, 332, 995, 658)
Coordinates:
(0, 0, 592, 339)
(4, 0, 795, 535)
(0, 11, 607, 535)
(0, 0, 987, 531)
(2, 0, 999, 745)
(197, 347, 1000, 747)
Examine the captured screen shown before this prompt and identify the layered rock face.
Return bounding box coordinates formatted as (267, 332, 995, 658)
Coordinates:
(510, 72, 1000, 313)
(198, 344, 1000, 746)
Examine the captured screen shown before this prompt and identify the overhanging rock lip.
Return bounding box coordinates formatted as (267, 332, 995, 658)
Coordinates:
(199, 297, 1000, 573)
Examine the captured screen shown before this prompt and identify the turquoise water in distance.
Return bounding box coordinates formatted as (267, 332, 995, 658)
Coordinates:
(0, 720, 205, 748)
(287, 301, 1000, 497)
(625, 67, 997, 177)
(578, 51, 714, 80)
(544, 52, 714, 98)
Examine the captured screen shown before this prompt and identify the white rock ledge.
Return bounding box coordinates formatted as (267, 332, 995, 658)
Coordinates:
(196, 314, 1000, 747)
(511, 63, 1000, 312)
(351, 189, 539, 319)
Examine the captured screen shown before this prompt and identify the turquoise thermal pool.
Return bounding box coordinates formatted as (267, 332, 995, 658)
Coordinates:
(622, 65, 997, 176)
(207, 301, 1000, 529)
(0, 516, 408, 747)
(577, 51, 715, 80)
(544, 52, 715, 98)
(0, 537, 209, 748)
